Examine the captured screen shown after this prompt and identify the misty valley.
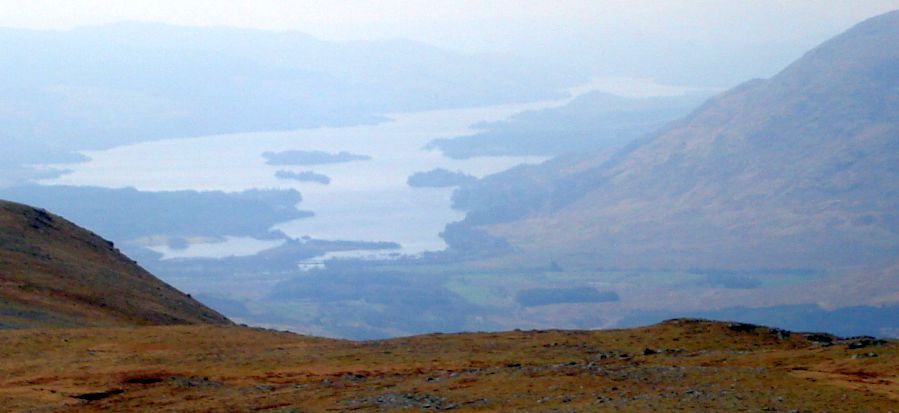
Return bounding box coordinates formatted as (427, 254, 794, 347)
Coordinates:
(5, 60, 897, 339)
(3, 79, 720, 338)
(2, 5, 899, 411)
(2, 14, 898, 340)
(0, 10, 899, 338)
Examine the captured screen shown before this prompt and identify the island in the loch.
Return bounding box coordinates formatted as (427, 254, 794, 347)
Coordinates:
(407, 168, 477, 188)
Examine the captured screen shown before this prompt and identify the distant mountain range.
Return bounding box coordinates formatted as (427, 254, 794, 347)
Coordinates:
(0, 200, 230, 328)
(452, 11, 899, 306)
(0, 22, 585, 186)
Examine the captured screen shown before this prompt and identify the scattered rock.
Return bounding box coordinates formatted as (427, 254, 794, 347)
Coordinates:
(170, 376, 222, 388)
(727, 322, 760, 333)
(345, 392, 458, 410)
(850, 352, 878, 359)
(803, 333, 834, 344)
(258, 408, 299, 413)
(772, 328, 791, 340)
(847, 338, 887, 349)
(341, 373, 366, 383)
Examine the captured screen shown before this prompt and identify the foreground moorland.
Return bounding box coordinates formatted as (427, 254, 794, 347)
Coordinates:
(1, 319, 896, 412)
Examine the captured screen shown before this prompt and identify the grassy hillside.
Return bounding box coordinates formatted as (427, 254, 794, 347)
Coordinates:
(0, 200, 230, 328)
(0, 320, 895, 411)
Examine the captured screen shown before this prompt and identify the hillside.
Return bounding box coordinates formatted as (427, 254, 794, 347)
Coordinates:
(427, 91, 708, 159)
(455, 11, 899, 282)
(0, 319, 895, 411)
(0, 200, 230, 328)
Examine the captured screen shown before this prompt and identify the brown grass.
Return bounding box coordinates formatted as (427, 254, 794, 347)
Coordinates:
(0, 320, 895, 412)
(0, 200, 230, 328)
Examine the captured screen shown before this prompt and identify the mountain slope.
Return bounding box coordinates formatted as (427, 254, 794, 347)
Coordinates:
(0, 200, 230, 328)
(458, 11, 899, 275)
(427, 91, 709, 158)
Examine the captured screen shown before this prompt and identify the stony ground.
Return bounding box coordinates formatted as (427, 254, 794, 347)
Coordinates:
(0, 319, 896, 412)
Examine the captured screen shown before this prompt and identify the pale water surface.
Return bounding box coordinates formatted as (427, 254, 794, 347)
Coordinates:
(42, 78, 693, 259)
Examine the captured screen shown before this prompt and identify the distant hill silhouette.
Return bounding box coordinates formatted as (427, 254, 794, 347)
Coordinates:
(0, 22, 582, 186)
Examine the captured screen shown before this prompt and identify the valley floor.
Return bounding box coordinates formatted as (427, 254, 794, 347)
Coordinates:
(0, 320, 896, 412)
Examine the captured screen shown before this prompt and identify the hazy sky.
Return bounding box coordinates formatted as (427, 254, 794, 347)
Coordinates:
(2, 1, 898, 85)
(1, 1, 895, 49)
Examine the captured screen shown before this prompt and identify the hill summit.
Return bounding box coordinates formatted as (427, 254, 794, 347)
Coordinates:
(0, 200, 230, 328)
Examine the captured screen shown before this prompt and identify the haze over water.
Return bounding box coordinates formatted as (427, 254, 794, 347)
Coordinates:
(42, 78, 693, 258)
